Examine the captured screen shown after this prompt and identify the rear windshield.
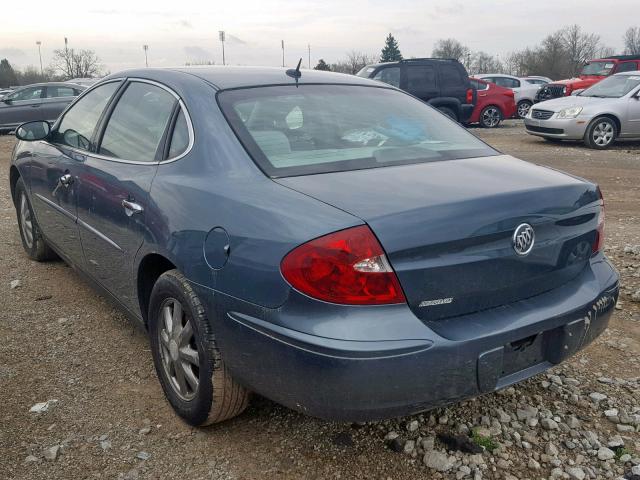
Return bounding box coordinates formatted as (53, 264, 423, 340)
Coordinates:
(218, 85, 497, 177)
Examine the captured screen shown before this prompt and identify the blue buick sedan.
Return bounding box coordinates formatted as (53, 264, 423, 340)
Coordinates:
(10, 67, 619, 425)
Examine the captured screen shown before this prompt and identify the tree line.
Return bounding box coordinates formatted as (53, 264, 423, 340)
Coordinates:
(0, 48, 103, 88)
(315, 26, 640, 80)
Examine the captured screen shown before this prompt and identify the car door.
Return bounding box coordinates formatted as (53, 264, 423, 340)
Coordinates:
(0, 86, 46, 128)
(625, 82, 640, 136)
(41, 85, 81, 123)
(76, 80, 179, 311)
(401, 63, 438, 101)
(29, 81, 122, 264)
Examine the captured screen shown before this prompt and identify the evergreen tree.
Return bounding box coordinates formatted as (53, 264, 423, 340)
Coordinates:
(0, 59, 18, 88)
(380, 34, 403, 62)
(314, 59, 331, 71)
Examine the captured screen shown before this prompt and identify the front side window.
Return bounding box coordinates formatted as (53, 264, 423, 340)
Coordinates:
(46, 86, 78, 98)
(219, 85, 497, 177)
(54, 81, 120, 151)
(372, 67, 400, 87)
(581, 74, 640, 98)
(8, 87, 44, 101)
(99, 82, 176, 161)
(615, 62, 639, 73)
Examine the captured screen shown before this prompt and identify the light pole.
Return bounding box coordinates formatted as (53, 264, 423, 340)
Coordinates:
(308, 44, 311, 69)
(281, 40, 285, 67)
(143, 44, 149, 67)
(36, 41, 43, 76)
(219, 31, 226, 65)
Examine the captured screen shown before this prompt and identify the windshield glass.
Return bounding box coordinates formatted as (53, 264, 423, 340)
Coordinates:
(581, 62, 614, 76)
(581, 75, 640, 98)
(218, 85, 497, 177)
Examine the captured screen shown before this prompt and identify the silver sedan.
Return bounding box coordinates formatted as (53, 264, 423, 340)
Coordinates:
(524, 71, 640, 149)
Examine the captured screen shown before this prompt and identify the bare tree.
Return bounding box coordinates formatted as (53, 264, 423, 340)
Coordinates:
(470, 51, 503, 75)
(432, 39, 470, 63)
(562, 25, 600, 76)
(342, 50, 376, 75)
(51, 48, 102, 79)
(623, 27, 640, 55)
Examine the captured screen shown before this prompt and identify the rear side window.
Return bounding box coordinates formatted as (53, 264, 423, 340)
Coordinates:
(493, 77, 520, 88)
(99, 82, 176, 161)
(372, 67, 400, 87)
(407, 66, 436, 90)
(168, 109, 190, 158)
(46, 86, 77, 98)
(55, 81, 120, 151)
(439, 64, 464, 85)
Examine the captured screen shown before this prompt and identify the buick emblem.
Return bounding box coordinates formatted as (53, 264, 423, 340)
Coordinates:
(513, 223, 535, 256)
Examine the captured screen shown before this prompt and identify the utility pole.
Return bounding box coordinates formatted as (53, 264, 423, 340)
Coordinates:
(219, 31, 226, 65)
(36, 41, 43, 76)
(308, 44, 311, 69)
(281, 40, 285, 67)
(143, 44, 149, 67)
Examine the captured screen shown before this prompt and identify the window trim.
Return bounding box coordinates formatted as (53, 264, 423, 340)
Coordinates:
(51, 77, 194, 166)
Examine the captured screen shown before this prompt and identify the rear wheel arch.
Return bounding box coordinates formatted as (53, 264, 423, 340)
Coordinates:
(137, 253, 177, 326)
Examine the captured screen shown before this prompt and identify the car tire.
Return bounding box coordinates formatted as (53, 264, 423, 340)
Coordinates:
(149, 269, 250, 426)
(583, 117, 617, 149)
(437, 106, 458, 122)
(14, 177, 57, 262)
(517, 100, 532, 119)
(479, 106, 502, 128)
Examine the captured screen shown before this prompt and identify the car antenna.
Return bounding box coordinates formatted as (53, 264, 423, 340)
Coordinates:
(286, 58, 303, 86)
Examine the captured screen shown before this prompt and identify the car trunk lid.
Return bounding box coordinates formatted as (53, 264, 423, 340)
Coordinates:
(276, 155, 600, 321)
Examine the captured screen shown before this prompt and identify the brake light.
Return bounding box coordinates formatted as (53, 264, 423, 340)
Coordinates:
(466, 88, 473, 104)
(280, 225, 406, 305)
(593, 187, 605, 254)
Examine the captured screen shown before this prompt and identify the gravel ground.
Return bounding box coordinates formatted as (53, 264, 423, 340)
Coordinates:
(1, 121, 639, 480)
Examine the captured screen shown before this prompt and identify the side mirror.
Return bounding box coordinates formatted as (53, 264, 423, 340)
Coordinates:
(15, 121, 51, 141)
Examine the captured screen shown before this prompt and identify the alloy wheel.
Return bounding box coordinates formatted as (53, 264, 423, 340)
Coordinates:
(157, 298, 200, 401)
(481, 107, 501, 128)
(592, 121, 614, 147)
(19, 193, 34, 249)
(517, 102, 531, 118)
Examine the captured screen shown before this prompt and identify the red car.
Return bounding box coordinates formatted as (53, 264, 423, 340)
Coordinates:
(468, 78, 516, 128)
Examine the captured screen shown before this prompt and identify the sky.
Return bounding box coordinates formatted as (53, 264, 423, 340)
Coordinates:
(1, 0, 637, 74)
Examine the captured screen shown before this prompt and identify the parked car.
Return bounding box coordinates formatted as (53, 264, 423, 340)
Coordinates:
(10, 67, 618, 425)
(358, 58, 475, 122)
(468, 78, 516, 127)
(473, 74, 540, 118)
(536, 55, 640, 102)
(0, 88, 15, 98)
(525, 71, 640, 149)
(0, 82, 85, 133)
(521, 76, 553, 86)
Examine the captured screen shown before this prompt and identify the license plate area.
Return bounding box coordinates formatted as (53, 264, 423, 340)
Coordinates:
(501, 333, 544, 377)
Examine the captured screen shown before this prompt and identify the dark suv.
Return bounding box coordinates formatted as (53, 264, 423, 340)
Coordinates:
(357, 58, 475, 122)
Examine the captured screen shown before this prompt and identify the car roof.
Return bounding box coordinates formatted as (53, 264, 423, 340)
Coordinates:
(476, 73, 517, 79)
(104, 66, 383, 90)
(12, 82, 84, 90)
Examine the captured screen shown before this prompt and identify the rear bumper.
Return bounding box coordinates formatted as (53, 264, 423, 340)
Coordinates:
(194, 256, 618, 421)
(460, 103, 474, 123)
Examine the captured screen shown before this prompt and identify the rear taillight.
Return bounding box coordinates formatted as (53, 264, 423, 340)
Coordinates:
(466, 88, 473, 104)
(593, 187, 605, 254)
(280, 225, 406, 305)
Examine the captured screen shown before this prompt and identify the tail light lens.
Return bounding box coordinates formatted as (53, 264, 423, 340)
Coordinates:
(593, 187, 605, 254)
(280, 225, 406, 305)
(466, 88, 473, 104)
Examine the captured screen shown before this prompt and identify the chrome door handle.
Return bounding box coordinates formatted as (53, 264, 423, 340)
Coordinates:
(122, 199, 143, 216)
(59, 173, 73, 187)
